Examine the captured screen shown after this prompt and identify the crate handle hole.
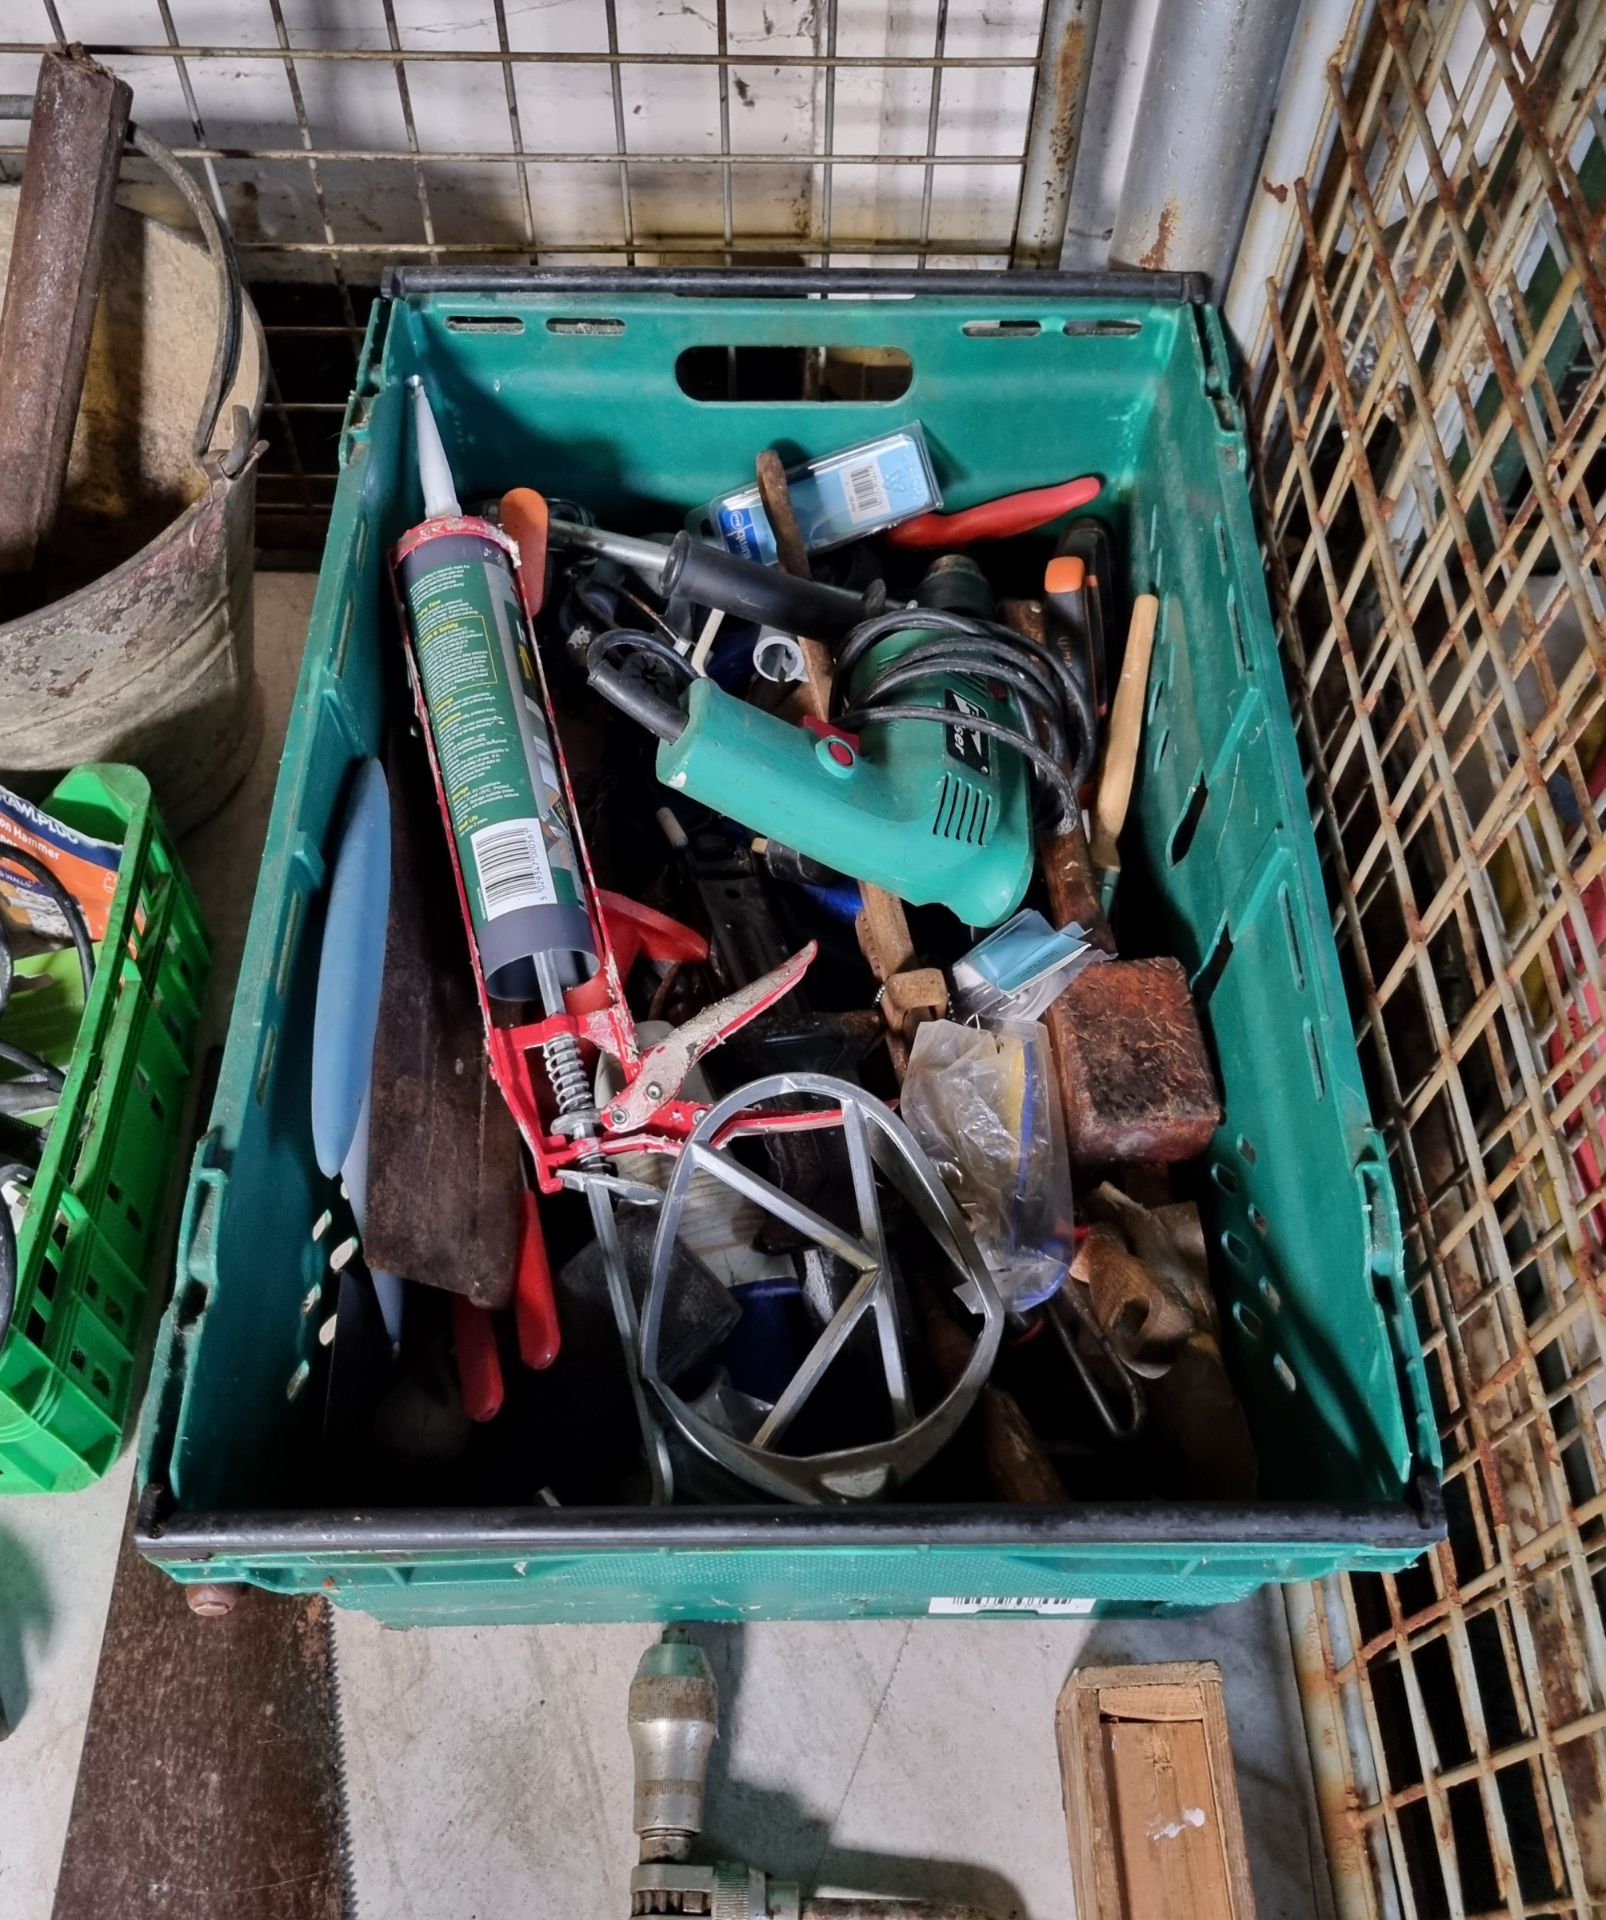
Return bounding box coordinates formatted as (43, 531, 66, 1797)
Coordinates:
(446, 313, 526, 333)
(545, 316, 623, 336)
(1063, 318, 1142, 337)
(1232, 1300, 1263, 1339)
(1227, 589, 1246, 672)
(1272, 1353, 1298, 1393)
(962, 318, 1041, 337)
(1249, 1204, 1269, 1236)
(1222, 1230, 1251, 1267)
(1258, 1275, 1281, 1310)
(1211, 1161, 1240, 1195)
(675, 344, 912, 403)
(1237, 1134, 1257, 1164)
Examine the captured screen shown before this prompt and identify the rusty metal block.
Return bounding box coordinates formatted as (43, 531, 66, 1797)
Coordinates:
(1048, 956, 1219, 1165)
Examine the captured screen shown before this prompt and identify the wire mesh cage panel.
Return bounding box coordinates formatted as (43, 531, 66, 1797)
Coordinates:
(0, 0, 1100, 543)
(1239, 0, 1606, 1911)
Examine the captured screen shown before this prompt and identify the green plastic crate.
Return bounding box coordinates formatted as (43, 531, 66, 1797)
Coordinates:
(1, 764, 210, 1493)
(137, 270, 1441, 1621)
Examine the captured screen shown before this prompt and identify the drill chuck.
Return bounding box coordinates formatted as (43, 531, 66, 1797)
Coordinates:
(629, 1629, 718, 1864)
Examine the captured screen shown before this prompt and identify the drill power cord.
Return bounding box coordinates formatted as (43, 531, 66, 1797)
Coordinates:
(831, 604, 1096, 824)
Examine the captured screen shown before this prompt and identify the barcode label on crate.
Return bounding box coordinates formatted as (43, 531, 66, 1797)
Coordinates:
(841, 456, 892, 525)
(928, 1596, 1096, 1616)
(470, 818, 555, 919)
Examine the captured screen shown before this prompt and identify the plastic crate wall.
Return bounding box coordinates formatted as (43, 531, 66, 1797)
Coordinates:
(1233, 0, 1606, 1911)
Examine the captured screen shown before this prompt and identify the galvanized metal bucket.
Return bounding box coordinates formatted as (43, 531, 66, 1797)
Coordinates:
(0, 122, 266, 834)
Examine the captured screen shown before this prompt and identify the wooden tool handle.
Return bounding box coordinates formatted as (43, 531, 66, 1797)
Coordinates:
(1091, 593, 1160, 867)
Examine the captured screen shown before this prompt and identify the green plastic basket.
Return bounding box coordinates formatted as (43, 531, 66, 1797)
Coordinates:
(138, 270, 1441, 1620)
(0, 764, 211, 1494)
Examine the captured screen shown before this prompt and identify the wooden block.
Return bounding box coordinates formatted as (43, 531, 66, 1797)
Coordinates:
(0, 48, 131, 575)
(1057, 1661, 1257, 1920)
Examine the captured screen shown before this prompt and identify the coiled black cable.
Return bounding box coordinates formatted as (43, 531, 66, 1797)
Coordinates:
(830, 605, 1097, 826)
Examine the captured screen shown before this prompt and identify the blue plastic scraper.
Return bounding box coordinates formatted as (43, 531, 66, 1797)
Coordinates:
(312, 758, 391, 1179)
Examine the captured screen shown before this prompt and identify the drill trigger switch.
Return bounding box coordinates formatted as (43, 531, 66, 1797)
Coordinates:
(799, 714, 859, 776)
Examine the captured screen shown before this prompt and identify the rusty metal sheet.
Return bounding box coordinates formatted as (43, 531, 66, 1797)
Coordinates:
(0, 48, 129, 576)
(364, 727, 521, 1308)
(1048, 957, 1220, 1166)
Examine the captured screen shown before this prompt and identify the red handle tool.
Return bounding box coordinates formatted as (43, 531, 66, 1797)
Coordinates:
(513, 1187, 562, 1371)
(451, 1293, 506, 1423)
(886, 474, 1101, 548)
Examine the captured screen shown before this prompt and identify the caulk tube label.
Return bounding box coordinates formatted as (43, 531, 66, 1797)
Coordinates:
(395, 525, 595, 1000)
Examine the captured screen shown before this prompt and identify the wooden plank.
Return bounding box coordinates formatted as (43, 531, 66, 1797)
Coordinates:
(52, 1480, 347, 1920)
(1057, 1662, 1257, 1920)
(0, 47, 130, 576)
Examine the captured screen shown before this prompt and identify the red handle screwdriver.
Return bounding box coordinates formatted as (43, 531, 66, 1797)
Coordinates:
(885, 474, 1101, 548)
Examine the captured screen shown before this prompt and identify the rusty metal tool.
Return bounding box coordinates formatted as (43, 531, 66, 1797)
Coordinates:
(754, 448, 835, 716)
(1089, 592, 1159, 908)
(628, 1629, 999, 1920)
(1071, 1214, 1257, 1500)
(1000, 596, 1219, 1166)
(0, 47, 131, 575)
(753, 447, 944, 1050)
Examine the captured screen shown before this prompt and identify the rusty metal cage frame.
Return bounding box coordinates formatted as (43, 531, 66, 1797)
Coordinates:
(1242, 0, 1606, 1911)
(1, 0, 1604, 1912)
(0, 0, 1094, 544)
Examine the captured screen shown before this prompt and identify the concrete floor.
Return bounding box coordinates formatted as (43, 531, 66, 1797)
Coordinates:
(0, 575, 1334, 1920)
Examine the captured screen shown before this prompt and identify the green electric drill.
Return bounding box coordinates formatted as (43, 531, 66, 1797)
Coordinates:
(582, 552, 1092, 929)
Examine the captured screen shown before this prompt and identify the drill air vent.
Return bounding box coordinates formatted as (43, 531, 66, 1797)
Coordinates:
(932, 772, 991, 845)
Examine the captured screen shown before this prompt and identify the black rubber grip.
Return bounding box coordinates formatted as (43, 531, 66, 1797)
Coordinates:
(663, 534, 867, 639)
